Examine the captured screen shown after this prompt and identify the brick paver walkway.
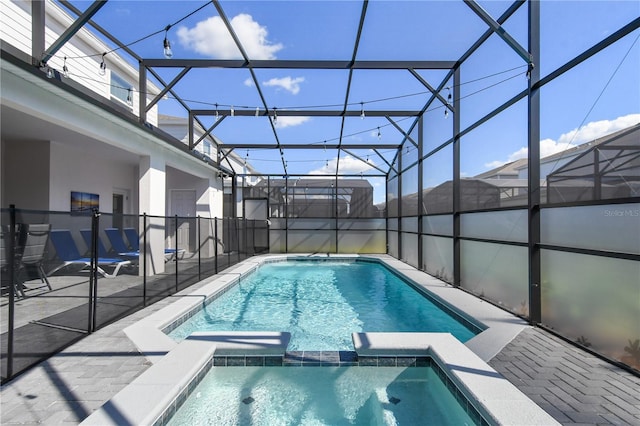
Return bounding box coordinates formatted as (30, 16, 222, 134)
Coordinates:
(489, 327, 640, 425)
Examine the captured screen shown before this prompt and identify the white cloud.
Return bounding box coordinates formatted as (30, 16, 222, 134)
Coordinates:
(483, 114, 640, 169)
(263, 77, 305, 95)
(308, 155, 376, 175)
(274, 116, 310, 128)
(177, 13, 282, 59)
(243, 78, 254, 87)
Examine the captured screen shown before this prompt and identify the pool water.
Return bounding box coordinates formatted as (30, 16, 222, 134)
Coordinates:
(169, 261, 478, 350)
(166, 366, 479, 426)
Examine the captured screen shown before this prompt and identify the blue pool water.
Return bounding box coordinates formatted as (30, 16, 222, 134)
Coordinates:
(166, 366, 479, 426)
(169, 260, 479, 350)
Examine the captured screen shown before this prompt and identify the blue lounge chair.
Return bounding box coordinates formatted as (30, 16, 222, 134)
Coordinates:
(123, 227, 184, 260)
(101, 228, 140, 259)
(48, 229, 131, 278)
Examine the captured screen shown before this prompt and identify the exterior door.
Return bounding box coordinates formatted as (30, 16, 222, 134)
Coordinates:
(112, 193, 124, 229)
(170, 190, 196, 252)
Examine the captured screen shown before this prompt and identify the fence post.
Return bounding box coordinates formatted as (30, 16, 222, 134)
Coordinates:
(174, 214, 179, 293)
(197, 216, 201, 281)
(6, 204, 17, 379)
(214, 217, 218, 274)
(143, 213, 147, 307)
(89, 209, 100, 332)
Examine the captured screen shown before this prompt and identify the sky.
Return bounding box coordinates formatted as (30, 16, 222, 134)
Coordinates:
(58, 0, 640, 203)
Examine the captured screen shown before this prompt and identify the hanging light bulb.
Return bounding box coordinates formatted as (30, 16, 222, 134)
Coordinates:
(360, 102, 365, 119)
(46, 66, 54, 79)
(255, 107, 260, 117)
(62, 56, 69, 78)
(447, 87, 452, 104)
(215, 103, 219, 120)
(323, 141, 327, 152)
(444, 108, 449, 119)
(99, 53, 106, 76)
(163, 25, 173, 58)
(126, 88, 133, 106)
(366, 155, 370, 163)
(377, 127, 381, 140)
(526, 62, 535, 80)
(273, 107, 278, 124)
(230, 106, 235, 117)
(326, 159, 329, 168)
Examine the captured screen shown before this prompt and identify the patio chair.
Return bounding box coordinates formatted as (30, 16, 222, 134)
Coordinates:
(81, 229, 138, 261)
(104, 228, 140, 258)
(123, 227, 185, 260)
(48, 229, 131, 278)
(15, 223, 52, 295)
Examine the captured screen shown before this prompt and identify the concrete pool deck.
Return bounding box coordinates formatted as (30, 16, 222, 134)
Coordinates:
(1, 254, 639, 425)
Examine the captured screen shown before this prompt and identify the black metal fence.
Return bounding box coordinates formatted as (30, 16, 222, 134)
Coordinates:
(0, 206, 268, 383)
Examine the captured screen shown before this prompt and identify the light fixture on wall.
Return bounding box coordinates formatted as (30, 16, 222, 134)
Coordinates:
(98, 53, 107, 76)
(163, 25, 173, 58)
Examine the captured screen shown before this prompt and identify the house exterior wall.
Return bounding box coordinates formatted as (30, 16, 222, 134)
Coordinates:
(49, 141, 137, 213)
(2, 140, 50, 210)
(0, 0, 160, 126)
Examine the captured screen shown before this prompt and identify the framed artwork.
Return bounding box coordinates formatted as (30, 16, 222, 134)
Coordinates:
(71, 191, 99, 213)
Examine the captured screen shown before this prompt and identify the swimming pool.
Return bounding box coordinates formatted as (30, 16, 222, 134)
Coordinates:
(167, 259, 481, 350)
(166, 365, 482, 426)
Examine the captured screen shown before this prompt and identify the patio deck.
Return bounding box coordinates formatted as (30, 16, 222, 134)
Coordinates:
(1, 260, 639, 425)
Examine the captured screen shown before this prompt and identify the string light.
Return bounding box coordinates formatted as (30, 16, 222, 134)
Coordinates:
(444, 109, 449, 118)
(163, 25, 173, 58)
(526, 62, 535, 80)
(98, 52, 106, 76)
(126, 88, 133, 105)
(62, 56, 69, 78)
(215, 103, 219, 120)
(255, 107, 260, 117)
(360, 102, 365, 119)
(273, 107, 278, 124)
(230, 105, 235, 117)
(377, 127, 381, 140)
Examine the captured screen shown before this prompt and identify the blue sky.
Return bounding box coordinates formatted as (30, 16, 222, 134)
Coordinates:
(60, 1, 639, 202)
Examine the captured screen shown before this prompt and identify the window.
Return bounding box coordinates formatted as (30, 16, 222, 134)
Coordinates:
(110, 72, 132, 108)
